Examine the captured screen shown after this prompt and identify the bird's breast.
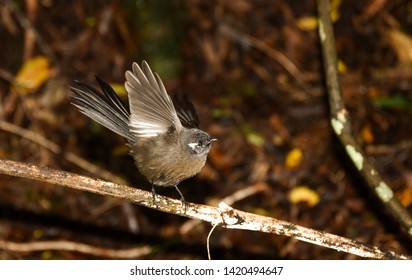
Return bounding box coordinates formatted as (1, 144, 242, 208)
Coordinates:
(131, 136, 207, 187)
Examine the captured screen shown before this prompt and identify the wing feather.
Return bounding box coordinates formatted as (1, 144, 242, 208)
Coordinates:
(125, 61, 181, 137)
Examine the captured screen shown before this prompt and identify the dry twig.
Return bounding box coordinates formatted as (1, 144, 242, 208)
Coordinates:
(0, 239, 151, 259)
(0, 158, 409, 259)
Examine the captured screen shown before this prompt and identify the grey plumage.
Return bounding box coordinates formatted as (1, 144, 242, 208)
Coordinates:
(125, 62, 182, 138)
(70, 61, 215, 201)
(71, 76, 131, 141)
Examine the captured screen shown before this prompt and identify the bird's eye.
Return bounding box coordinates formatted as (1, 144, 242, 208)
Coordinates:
(197, 140, 203, 146)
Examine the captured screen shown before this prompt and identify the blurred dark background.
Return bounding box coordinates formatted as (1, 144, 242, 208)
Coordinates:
(0, 0, 412, 259)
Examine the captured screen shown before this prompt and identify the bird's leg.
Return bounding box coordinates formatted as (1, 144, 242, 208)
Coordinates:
(174, 185, 187, 212)
(151, 184, 159, 209)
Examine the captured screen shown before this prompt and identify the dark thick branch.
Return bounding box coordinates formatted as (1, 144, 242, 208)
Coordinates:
(317, 0, 412, 237)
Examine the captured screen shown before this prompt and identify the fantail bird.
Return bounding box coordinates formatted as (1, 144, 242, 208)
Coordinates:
(70, 61, 215, 205)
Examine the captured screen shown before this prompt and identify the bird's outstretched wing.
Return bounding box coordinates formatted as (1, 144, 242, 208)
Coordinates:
(125, 61, 182, 137)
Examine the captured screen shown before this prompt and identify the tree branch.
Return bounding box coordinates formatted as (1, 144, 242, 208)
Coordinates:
(317, 0, 412, 238)
(0, 158, 409, 259)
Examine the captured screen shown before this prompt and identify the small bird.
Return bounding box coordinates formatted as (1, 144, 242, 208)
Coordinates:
(70, 61, 215, 205)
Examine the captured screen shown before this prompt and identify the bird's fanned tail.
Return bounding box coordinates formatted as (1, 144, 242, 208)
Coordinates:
(70, 76, 134, 143)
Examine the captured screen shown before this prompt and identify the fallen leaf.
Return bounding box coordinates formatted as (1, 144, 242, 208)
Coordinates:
(386, 28, 412, 63)
(361, 123, 374, 144)
(338, 59, 347, 73)
(296, 17, 318, 31)
(285, 148, 303, 169)
(13, 56, 51, 94)
(397, 188, 412, 208)
(289, 186, 320, 207)
(296, 0, 341, 31)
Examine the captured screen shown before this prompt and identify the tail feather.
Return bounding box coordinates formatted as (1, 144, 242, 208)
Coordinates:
(70, 77, 133, 143)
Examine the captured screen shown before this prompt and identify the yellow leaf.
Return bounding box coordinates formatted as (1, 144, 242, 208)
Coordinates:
(296, 17, 318, 31)
(289, 186, 320, 207)
(32, 229, 44, 239)
(13, 56, 51, 94)
(338, 59, 347, 73)
(41, 251, 53, 260)
(296, 0, 341, 31)
(110, 83, 127, 97)
(285, 148, 303, 169)
(386, 28, 412, 63)
(330, 0, 342, 22)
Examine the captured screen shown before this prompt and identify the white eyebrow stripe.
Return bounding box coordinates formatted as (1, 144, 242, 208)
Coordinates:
(188, 142, 198, 149)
